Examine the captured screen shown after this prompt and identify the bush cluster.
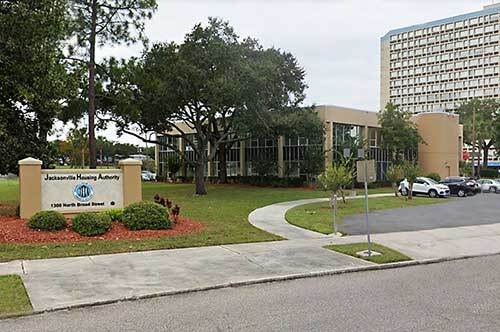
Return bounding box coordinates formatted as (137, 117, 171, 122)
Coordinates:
(28, 211, 67, 231)
(123, 201, 171, 230)
(72, 213, 112, 236)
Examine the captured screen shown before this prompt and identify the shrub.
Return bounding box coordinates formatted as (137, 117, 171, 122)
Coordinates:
(104, 208, 123, 222)
(72, 213, 112, 236)
(479, 168, 499, 178)
(171, 205, 181, 222)
(426, 172, 441, 182)
(123, 201, 172, 230)
(28, 211, 66, 231)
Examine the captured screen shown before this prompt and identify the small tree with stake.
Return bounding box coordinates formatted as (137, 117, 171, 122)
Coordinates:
(386, 164, 404, 197)
(402, 161, 421, 200)
(318, 163, 353, 234)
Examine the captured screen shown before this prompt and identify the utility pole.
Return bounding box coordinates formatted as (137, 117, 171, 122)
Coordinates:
(471, 106, 476, 178)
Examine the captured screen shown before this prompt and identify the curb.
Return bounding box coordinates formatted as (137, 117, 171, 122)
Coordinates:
(7, 250, 500, 319)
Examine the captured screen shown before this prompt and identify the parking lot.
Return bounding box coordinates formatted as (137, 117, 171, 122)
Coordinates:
(340, 193, 500, 235)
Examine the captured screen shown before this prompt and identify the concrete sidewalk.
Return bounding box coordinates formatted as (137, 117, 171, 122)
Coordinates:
(2, 239, 370, 312)
(338, 223, 500, 260)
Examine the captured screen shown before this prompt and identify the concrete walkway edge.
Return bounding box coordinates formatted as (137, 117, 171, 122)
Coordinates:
(248, 193, 393, 240)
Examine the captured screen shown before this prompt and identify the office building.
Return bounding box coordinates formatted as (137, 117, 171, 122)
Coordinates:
(381, 4, 500, 113)
(156, 106, 462, 180)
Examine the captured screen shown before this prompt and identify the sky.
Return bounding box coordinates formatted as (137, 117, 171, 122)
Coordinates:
(55, 0, 497, 145)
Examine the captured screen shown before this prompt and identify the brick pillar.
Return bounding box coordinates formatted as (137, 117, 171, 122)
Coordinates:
(119, 158, 142, 206)
(18, 157, 42, 219)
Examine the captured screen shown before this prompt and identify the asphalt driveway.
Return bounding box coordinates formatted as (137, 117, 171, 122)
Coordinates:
(340, 193, 500, 235)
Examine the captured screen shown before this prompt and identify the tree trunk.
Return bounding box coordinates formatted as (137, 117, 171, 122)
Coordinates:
(408, 182, 413, 200)
(194, 160, 207, 195)
(87, 0, 98, 169)
(81, 148, 85, 168)
(392, 183, 399, 197)
(218, 143, 228, 183)
(483, 146, 489, 169)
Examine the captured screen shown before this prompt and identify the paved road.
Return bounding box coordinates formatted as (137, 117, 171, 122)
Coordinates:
(341, 193, 500, 235)
(3, 255, 500, 331)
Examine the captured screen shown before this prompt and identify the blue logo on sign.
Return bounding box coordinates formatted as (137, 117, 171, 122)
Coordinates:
(73, 183, 94, 202)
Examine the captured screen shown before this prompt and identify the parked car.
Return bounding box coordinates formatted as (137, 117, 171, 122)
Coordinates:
(141, 171, 156, 181)
(478, 178, 500, 193)
(399, 177, 450, 198)
(439, 177, 478, 197)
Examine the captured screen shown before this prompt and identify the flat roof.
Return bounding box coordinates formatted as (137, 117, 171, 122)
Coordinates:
(316, 104, 376, 114)
(381, 5, 500, 41)
(315, 105, 379, 128)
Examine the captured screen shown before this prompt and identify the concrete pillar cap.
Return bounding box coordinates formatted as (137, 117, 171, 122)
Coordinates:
(18, 157, 42, 165)
(119, 158, 142, 166)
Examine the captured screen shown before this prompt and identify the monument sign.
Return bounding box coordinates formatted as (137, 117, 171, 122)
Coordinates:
(18, 158, 142, 218)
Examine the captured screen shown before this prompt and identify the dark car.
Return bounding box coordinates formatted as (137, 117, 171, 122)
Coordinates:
(440, 177, 478, 197)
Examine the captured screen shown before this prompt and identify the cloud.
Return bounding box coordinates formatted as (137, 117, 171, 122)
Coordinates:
(92, 0, 493, 143)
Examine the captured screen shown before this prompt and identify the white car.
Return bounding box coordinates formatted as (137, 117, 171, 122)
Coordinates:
(399, 177, 450, 198)
(478, 179, 500, 193)
(141, 171, 156, 181)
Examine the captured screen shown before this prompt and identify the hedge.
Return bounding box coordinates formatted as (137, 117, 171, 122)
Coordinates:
(479, 168, 500, 178)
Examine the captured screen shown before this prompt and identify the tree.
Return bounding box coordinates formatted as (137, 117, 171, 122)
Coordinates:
(166, 156, 182, 181)
(0, 0, 72, 172)
(300, 145, 325, 184)
(379, 103, 423, 161)
(457, 99, 500, 168)
(402, 161, 421, 200)
(96, 136, 114, 164)
(385, 164, 404, 197)
(105, 19, 308, 195)
(67, 0, 157, 169)
(67, 127, 89, 167)
(318, 163, 353, 204)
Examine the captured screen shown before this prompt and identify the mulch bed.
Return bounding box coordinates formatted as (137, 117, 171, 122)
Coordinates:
(0, 216, 203, 244)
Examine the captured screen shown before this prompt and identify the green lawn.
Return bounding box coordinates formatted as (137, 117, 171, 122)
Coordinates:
(0, 179, 19, 216)
(324, 243, 411, 264)
(0, 275, 32, 317)
(286, 196, 446, 234)
(0, 179, 393, 262)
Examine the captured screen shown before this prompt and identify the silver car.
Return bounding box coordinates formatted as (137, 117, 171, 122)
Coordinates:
(478, 179, 500, 193)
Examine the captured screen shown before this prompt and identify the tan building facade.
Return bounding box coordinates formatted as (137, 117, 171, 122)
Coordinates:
(412, 112, 462, 178)
(156, 105, 462, 181)
(381, 4, 500, 113)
